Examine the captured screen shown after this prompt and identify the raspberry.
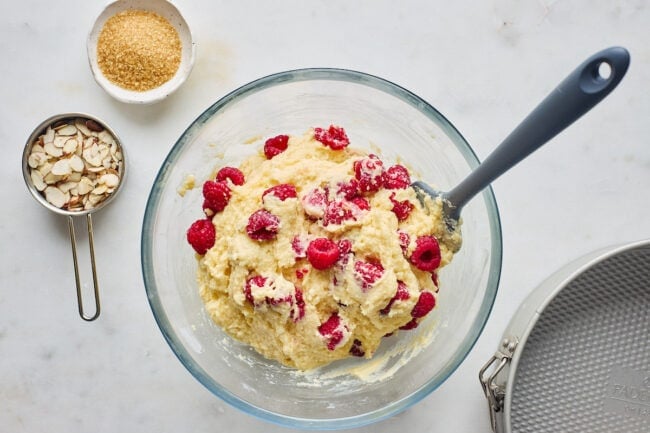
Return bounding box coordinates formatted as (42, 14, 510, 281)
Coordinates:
(411, 291, 436, 318)
(318, 313, 346, 350)
(313, 125, 350, 150)
(291, 235, 309, 258)
(390, 193, 414, 221)
(322, 198, 368, 227)
(266, 292, 294, 307)
(291, 287, 305, 322)
(398, 230, 410, 256)
(202, 200, 214, 218)
(349, 339, 365, 357)
(262, 183, 297, 201)
(246, 209, 280, 241)
(322, 200, 353, 226)
(215, 166, 245, 186)
(245, 277, 304, 322)
(384, 164, 411, 189)
(307, 238, 340, 270)
(186, 218, 216, 255)
(319, 314, 339, 335)
(301, 187, 328, 218)
(399, 318, 419, 330)
(335, 179, 359, 200)
(350, 196, 370, 211)
(202, 180, 231, 213)
(353, 154, 385, 193)
(295, 268, 308, 279)
(409, 235, 441, 271)
(336, 239, 353, 269)
(354, 259, 384, 291)
(380, 281, 410, 315)
(431, 272, 439, 287)
(396, 281, 411, 299)
(337, 239, 352, 256)
(264, 134, 289, 159)
(244, 275, 268, 305)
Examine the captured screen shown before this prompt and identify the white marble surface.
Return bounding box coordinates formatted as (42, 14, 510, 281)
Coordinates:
(1, 1, 649, 432)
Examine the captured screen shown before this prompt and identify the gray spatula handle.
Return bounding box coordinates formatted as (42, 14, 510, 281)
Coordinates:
(445, 46, 630, 218)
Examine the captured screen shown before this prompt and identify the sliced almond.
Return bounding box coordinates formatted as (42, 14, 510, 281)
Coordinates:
(63, 138, 78, 154)
(27, 154, 38, 169)
(56, 124, 77, 136)
(75, 118, 93, 136)
(68, 171, 82, 182)
(77, 177, 95, 195)
(98, 143, 110, 159)
(88, 157, 103, 168)
(102, 156, 112, 169)
(44, 141, 63, 157)
(69, 154, 84, 172)
(43, 127, 55, 144)
(32, 144, 45, 153)
(53, 135, 68, 148)
(100, 173, 120, 188)
(91, 185, 108, 195)
(51, 158, 72, 176)
(68, 195, 82, 209)
(38, 162, 52, 176)
(28, 152, 47, 169)
(97, 130, 115, 145)
(44, 186, 67, 208)
(83, 143, 99, 163)
(30, 170, 47, 191)
(58, 181, 77, 193)
(43, 171, 62, 184)
(88, 193, 103, 205)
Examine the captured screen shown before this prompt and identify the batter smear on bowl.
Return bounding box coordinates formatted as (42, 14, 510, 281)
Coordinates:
(186, 126, 461, 370)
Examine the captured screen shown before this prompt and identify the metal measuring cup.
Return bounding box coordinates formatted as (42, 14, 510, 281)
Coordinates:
(22, 113, 126, 321)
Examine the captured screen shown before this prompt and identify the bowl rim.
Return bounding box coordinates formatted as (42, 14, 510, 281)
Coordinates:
(141, 67, 503, 429)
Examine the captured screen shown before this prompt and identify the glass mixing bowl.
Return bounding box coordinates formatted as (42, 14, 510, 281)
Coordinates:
(141, 68, 502, 429)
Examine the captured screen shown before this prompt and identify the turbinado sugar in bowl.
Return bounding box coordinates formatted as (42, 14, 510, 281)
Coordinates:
(97, 9, 181, 92)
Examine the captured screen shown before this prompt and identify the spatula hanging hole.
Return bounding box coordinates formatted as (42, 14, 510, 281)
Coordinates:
(596, 61, 612, 80)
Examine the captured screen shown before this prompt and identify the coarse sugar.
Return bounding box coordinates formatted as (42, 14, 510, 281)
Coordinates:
(97, 9, 181, 92)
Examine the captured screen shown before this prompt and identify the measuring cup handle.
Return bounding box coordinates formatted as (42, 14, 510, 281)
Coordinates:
(68, 214, 101, 321)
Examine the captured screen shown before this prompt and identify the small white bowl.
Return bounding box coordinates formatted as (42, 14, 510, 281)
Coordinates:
(87, 0, 195, 104)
